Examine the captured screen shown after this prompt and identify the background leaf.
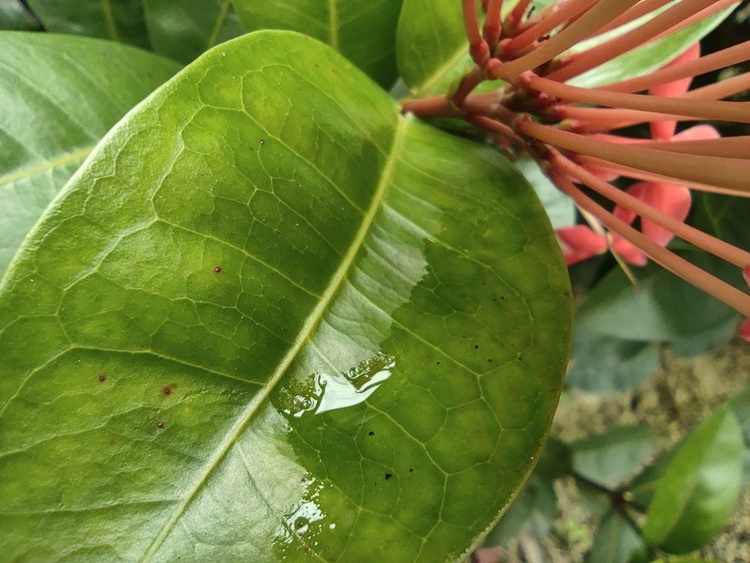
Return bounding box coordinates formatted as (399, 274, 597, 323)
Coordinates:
(574, 252, 742, 357)
(232, 0, 403, 87)
(0, 0, 41, 31)
(142, 0, 244, 64)
(642, 407, 743, 554)
(25, 0, 151, 48)
(567, 332, 660, 393)
(584, 510, 644, 563)
(0, 31, 570, 560)
(396, 0, 472, 97)
(572, 425, 656, 489)
(0, 32, 180, 277)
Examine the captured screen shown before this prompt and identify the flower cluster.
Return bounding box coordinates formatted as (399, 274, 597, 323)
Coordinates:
(402, 0, 750, 341)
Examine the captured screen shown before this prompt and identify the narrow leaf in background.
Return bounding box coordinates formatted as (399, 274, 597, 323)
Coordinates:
(0, 33, 180, 276)
(0, 31, 570, 560)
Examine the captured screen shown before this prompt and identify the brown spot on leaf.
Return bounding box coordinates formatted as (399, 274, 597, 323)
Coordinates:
(98, 375, 106, 383)
(213, 266, 222, 274)
(157, 421, 165, 430)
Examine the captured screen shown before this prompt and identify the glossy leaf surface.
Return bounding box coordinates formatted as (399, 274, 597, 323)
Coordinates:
(233, 0, 402, 87)
(25, 0, 150, 48)
(642, 407, 743, 554)
(0, 32, 180, 277)
(0, 31, 570, 560)
(143, 0, 244, 64)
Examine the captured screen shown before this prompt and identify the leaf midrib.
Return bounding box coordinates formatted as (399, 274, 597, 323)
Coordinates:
(141, 114, 410, 560)
(0, 147, 92, 188)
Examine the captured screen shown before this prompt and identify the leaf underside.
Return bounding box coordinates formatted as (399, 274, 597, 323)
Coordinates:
(0, 31, 570, 561)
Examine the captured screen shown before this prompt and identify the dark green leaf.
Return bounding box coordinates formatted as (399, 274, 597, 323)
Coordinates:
(142, 0, 244, 64)
(0, 31, 571, 560)
(572, 426, 656, 489)
(698, 192, 750, 250)
(484, 436, 569, 546)
(483, 473, 557, 546)
(0, 32, 180, 277)
(642, 407, 743, 554)
(567, 331, 660, 393)
(585, 510, 644, 563)
(628, 445, 678, 510)
(0, 0, 41, 31)
(26, 0, 150, 48)
(575, 253, 742, 356)
(396, 0, 473, 97)
(233, 0, 403, 88)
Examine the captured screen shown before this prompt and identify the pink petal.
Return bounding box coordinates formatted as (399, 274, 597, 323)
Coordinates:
(639, 183, 692, 247)
(739, 317, 750, 342)
(743, 266, 750, 287)
(557, 225, 608, 265)
(649, 43, 701, 141)
(612, 182, 648, 227)
(672, 124, 720, 142)
(612, 237, 648, 266)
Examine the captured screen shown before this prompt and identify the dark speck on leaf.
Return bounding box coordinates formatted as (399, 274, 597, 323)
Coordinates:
(630, 393, 641, 411)
(213, 266, 222, 273)
(436, 361, 441, 365)
(368, 431, 375, 436)
(163, 387, 172, 397)
(409, 468, 414, 472)
(488, 359, 493, 363)
(98, 375, 106, 383)
(315, 63, 319, 68)
(385, 473, 393, 480)
(157, 421, 165, 430)
(474, 344, 479, 350)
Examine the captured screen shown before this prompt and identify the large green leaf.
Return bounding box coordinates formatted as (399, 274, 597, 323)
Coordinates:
(0, 31, 570, 560)
(232, 0, 403, 88)
(0, 32, 180, 277)
(642, 407, 743, 554)
(142, 0, 245, 64)
(25, 0, 150, 48)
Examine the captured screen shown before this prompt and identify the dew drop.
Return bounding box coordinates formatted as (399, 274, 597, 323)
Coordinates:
(98, 375, 106, 383)
(259, 139, 265, 145)
(329, 523, 336, 530)
(213, 266, 222, 274)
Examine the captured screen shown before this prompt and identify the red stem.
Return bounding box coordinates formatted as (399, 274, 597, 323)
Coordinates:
(517, 119, 750, 194)
(551, 168, 750, 316)
(547, 0, 717, 82)
(462, 0, 491, 66)
(526, 73, 750, 124)
(489, 0, 639, 82)
(552, 153, 750, 269)
(483, 0, 503, 48)
(598, 40, 750, 94)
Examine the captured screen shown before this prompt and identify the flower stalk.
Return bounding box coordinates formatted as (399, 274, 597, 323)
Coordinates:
(402, 0, 750, 340)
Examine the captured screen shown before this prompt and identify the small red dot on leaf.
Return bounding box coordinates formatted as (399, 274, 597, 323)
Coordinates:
(213, 266, 222, 273)
(163, 387, 172, 396)
(98, 375, 106, 383)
